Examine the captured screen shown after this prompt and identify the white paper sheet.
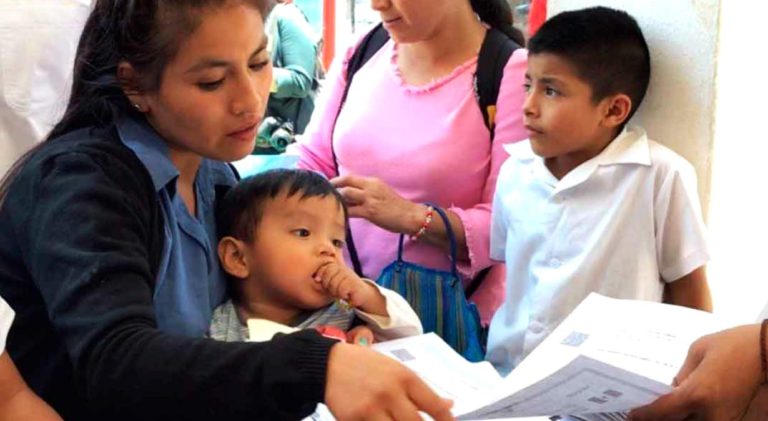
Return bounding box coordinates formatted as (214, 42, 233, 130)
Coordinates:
(457, 294, 731, 419)
(373, 333, 503, 414)
(459, 356, 669, 419)
(304, 294, 734, 420)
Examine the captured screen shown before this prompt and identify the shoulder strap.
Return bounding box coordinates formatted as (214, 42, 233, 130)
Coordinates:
(332, 24, 389, 277)
(464, 29, 520, 297)
(331, 23, 389, 176)
(473, 28, 521, 140)
(346, 24, 390, 83)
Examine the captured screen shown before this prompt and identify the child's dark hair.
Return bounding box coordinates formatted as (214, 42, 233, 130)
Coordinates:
(528, 7, 651, 122)
(217, 169, 347, 242)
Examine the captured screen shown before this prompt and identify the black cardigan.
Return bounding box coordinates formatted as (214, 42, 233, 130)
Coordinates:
(0, 125, 336, 420)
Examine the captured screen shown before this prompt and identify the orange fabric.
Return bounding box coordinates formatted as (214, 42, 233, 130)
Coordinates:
(529, 0, 547, 37)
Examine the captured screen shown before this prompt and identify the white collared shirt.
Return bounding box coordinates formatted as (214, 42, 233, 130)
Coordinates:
(0, 296, 14, 352)
(0, 0, 93, 176)
(486, 127, 710, 374)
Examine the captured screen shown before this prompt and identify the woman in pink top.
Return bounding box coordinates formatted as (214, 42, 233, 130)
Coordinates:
(294, 0, 528, 323)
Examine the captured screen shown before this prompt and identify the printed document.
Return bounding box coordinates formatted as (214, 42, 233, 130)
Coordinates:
(458, 294, 731, 419)
(308, 294, 736, 420)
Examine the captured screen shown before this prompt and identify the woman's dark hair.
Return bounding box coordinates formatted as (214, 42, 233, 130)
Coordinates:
(0, 0, 268, 202)
(470, 0, 526, 46)
(52, 0, 268, 139)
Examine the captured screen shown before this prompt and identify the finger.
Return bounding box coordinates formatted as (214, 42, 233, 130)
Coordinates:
(337, 280, 353, 302)
(326, 269, 345, 297)
(330, 174, 367, 189)
(317, 265, 331, 288)
(405, 376, 455, 421)
(336, 186, 367, 207)
(627, 389, 694, 421)
(368, 413, 392, 421)
(386, 398, 422, 421)
(347, 327, 374, 346)
(319, 265, 340, 290)
(314, 262, 332, 283)
(339, 275, 363, 301)
(674, 340, 707, 386)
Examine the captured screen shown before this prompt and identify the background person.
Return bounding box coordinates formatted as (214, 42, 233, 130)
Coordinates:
(263, 0, 320, 135)
(0, 0, 93, 176)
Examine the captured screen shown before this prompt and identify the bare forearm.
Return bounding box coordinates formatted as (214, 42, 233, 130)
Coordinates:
(743, 386, 768, 421)
(0, 353, 62, 421)
(663, 267, 712, 311)
(0, 389, 63, 421)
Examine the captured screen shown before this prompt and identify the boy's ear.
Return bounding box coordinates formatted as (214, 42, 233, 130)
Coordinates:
(218, 237, 251, 279)
(600, 93, 633, 129)
(117, 61, 149, 113)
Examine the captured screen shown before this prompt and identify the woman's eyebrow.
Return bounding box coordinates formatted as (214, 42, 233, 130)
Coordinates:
(186, 38, 269, 74)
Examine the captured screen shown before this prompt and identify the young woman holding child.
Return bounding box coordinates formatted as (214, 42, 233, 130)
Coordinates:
(0, 1, 452, 420)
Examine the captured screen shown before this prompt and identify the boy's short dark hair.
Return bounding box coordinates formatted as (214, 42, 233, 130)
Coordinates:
(528, 6, 651, 122)
(217, 169, 347, 242)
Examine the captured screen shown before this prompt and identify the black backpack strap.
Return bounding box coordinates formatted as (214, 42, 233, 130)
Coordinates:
(473, 28, 521, 140)
(344, 23, 389, 96)
(331, 22, 389, 176)
(331, 23, 389, 277)
(465, 29, 520, 298)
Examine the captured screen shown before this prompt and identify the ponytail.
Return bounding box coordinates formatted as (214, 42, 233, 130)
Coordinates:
(470, 0, 526, 46)
(47, 1, 136, 140)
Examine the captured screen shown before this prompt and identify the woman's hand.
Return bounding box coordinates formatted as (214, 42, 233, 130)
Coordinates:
(331, 174, 470, 260)
(629, 324, 764, 421)
(325, 342, 454, 421)
(330, 175, 424, 235)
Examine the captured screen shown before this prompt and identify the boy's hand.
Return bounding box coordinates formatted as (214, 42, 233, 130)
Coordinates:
(314, 261, 387, 316)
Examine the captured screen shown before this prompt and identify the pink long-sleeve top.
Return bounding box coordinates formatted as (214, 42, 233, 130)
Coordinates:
(295, 37, 528, 322)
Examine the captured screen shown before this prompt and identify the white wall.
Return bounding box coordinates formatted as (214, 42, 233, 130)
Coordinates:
(708, 1, 768, 322)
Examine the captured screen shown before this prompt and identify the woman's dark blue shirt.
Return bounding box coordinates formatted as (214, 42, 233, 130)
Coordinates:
(116, 117, 233, 337)
(0, 116, 336, 421)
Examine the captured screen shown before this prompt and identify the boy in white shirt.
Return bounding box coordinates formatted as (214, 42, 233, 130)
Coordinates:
(487, 6, 712, 374)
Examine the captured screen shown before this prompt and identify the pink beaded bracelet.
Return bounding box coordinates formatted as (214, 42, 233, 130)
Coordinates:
(410, 205, 435, 241)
